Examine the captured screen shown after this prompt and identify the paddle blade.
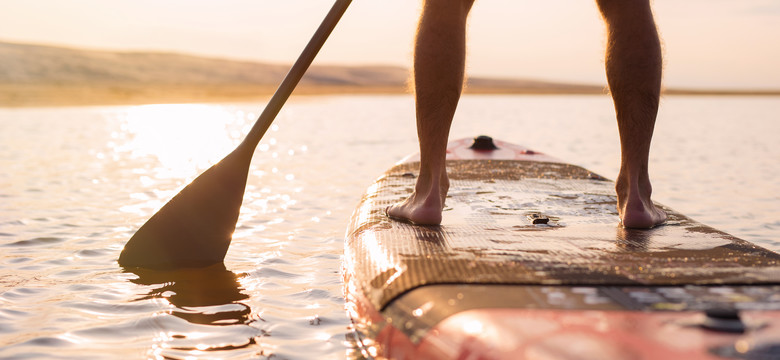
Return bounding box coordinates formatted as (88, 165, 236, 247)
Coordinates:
(119, 149, 251, 269)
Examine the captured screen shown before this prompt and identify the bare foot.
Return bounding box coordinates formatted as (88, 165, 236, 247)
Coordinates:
(616, 173, 667, 229)
(386, 171, 449, 225)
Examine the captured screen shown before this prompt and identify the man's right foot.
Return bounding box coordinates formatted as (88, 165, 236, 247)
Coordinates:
(386, 172, 448, 226)
(386, 196, 443, 225)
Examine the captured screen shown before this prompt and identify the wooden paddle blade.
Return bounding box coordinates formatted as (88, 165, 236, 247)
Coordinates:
(119, 0, 353, 269)
(119, 149, 252, 269)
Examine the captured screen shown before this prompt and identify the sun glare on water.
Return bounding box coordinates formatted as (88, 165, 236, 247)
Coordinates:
(115, 104, 247, 180)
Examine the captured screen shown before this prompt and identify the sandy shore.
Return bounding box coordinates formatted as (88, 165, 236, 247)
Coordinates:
(2, 84, 778, 108)
(0, 84, 602, 107)
(4, 41, 776, 107)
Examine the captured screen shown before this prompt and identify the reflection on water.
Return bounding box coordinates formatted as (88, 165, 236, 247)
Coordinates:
(0, 95, 777, 359)
(0, 102, 358, 359)
(126, 264, 251, 326)
(125, 264, 263, 357)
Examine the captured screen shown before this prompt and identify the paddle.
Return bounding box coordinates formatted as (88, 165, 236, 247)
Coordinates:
(119, 0, 353, 269)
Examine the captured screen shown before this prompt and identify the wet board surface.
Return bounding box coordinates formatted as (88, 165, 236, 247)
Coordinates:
(344, 137, 780, 359)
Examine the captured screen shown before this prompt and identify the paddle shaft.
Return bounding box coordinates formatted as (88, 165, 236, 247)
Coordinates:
(119, 0, 353, 269)
(242, 0, 352, 151)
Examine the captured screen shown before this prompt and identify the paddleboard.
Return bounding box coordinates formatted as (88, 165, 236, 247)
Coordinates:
(344, 136, 780, 360)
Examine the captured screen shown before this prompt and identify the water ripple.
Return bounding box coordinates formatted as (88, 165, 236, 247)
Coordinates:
(2, 237, 64, 247)
(1, 97, 777, 360)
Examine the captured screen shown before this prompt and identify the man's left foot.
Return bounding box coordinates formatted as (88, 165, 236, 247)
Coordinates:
(616, 174, 667, 229)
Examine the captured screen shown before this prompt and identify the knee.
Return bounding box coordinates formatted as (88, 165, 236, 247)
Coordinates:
(596, 0, 652, 23)
(447, 0, 476, 11)
(424, 0, 475, 14)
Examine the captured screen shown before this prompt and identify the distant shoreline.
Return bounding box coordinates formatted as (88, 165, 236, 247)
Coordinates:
(2, 84, 779, 108)
(3, 41, 778, 107)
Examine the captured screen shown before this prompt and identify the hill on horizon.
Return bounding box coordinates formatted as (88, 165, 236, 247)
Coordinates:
(4, 40, 774, 107)
(0, 41, 605, 106)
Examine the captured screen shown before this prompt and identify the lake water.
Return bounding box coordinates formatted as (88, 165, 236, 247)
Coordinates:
(1, 94, 778, 359)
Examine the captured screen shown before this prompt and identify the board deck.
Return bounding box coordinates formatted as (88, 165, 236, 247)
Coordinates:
(344, 137, 780, 360)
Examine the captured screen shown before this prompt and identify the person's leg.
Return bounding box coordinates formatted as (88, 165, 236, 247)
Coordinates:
(597, 0, 667, 228)
(386, 0, 475, 225)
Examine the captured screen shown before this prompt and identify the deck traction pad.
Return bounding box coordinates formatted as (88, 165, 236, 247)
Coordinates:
(344, 160, 780, 311)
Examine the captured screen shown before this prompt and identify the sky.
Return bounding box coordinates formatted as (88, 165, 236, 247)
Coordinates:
(2, 0, 779, 90)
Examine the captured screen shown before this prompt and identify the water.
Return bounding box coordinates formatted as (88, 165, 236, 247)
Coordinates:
(0, 94, 778, 359)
